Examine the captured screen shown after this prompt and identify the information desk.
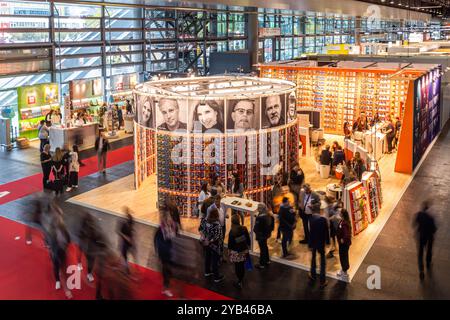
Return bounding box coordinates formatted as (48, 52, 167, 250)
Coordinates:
(363, 128, 387, 161)
(49, 123, 98, 152)
(221, 196, 261, 251)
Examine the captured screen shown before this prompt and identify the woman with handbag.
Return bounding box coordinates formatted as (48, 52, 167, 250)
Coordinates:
(201, 208, 224, 283)
(228, 214, 251, 289)
(51, 147, 65, 196)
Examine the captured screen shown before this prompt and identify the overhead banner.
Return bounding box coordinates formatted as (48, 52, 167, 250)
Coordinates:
(326, 44, 351, 55)
(70, 77, 103, 100)
(111, 73, 139, 91)
(17, 83, 59, 109)
(259, 27, 281, 37)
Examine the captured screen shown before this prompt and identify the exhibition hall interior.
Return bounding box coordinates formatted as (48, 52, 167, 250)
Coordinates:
(0, 0, 449, 301)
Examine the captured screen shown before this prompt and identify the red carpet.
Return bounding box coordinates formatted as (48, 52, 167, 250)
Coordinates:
(0, 145, 134, 205)
(0, 216, 230, 300)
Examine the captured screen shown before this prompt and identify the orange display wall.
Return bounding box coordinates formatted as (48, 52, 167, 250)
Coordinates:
(259, 61, 442, 174)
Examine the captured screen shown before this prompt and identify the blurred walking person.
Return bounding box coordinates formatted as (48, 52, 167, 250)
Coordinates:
(24, 197, 46, 245)
(228, 214, 250, 289)
(95, 130, 110, 174)
(154, 209, 178, 297)
(118, 208, 135, 273)
(47, 214, 72, 298)
(414, 200, 437, 280)
(77, 211, 107, 283)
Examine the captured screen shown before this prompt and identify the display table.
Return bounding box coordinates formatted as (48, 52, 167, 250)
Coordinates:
(327, 183, 343, 200)
(124, 114, 134, 134)
(221, 196, 261, 251)
(49, 123, 98, 152)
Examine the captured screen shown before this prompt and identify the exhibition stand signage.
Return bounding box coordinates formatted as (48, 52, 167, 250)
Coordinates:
(17, 83, 59, 139)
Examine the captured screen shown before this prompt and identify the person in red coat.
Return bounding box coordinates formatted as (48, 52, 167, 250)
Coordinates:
(336, 209, 352, 281)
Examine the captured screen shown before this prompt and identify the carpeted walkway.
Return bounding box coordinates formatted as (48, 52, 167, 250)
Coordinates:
(0, 145, 134, 205)
(0, 216, 229, 300)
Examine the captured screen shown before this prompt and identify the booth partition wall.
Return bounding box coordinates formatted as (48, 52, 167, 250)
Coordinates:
(0, 0, 438, 135)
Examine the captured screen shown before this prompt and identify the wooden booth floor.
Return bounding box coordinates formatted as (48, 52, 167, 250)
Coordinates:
(68, 134, 412, 282)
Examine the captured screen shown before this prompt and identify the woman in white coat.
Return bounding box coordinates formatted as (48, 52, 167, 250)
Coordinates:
(66, 145, 80, 192)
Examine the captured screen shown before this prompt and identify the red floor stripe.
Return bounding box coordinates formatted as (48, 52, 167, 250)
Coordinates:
(0, 216, 230, 300)
(0, 145, 134, 205)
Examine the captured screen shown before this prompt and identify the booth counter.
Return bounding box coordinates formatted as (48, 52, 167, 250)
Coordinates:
(49, 123, 98, 152)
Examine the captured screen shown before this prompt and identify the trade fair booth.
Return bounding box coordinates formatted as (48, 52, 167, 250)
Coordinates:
(69, 65, 443, 281)
(133, 75, 299, 218)
(69, 75, 299, 250)
(17, 83, 60, 140)
(255, 60, 443, 275)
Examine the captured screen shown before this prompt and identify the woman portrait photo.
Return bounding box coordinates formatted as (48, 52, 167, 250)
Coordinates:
(189, 100, 224, 133)
(138, 95, 155, 128)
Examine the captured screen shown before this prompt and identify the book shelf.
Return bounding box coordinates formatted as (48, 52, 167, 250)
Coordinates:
(134, 123, 156, 189)
(259, 63, 410, 135)
(344, 181, 370, 236)
(361, 171, 382, 223)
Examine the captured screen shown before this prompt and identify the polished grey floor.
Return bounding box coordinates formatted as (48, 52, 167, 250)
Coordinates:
(0, 126, 449, 300)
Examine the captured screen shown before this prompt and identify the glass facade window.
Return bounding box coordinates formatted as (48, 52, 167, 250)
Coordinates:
(304, 37, 315, 53)
(316, 16, 324, 34)
(305, 16, 315, 35)
(293, 37, 303, 57)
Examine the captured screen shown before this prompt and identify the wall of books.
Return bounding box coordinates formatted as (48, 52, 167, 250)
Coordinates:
(259, 64, 411, 135)
(134, 123, 156, 189)
(152, 124, 298, 216)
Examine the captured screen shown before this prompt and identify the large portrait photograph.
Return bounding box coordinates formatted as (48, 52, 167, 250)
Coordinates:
(137, 94, 155, 128)
(261, 94, 285, 129)
(189, 99, 225, 133)
(286, 92, 297, 123)
(156, 97, 188, 132)
(226, 98, 261, 132)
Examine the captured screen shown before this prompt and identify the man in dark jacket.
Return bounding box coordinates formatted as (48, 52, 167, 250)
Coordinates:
(332, 146, 346, 167)
(278, 197, 296, 258)
(319, 145, 332, 166)
(253, 204, 274, 269)
(309, 201, 330, 288)
(414, 200, 437, 280)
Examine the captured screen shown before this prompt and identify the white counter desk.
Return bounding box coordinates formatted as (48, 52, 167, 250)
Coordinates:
(49, 123, 99, 152)
(221, 196, 261, 251)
